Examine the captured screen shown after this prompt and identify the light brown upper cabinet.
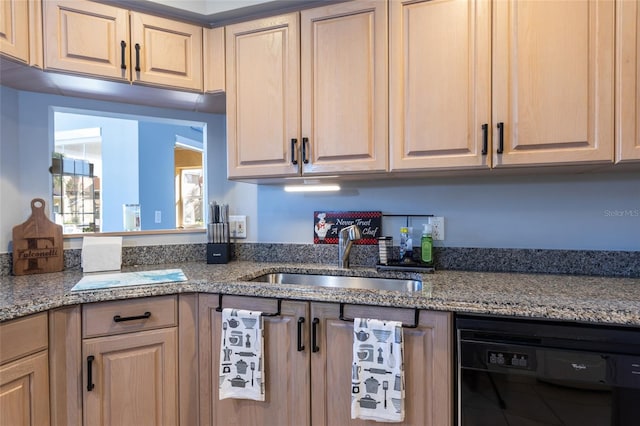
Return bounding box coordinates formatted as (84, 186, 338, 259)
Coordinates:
(204, 27, 225, 93)
(226, 1, 388, 179)
(492, 0, 614, 167)
(391, 0, 614, 172)
(0, 0, 43, 66)
(616, 0, 640, 163)
(130, 12, 203, 91)
(226, 13, 300, 178)
(390, 0, 491, 171)
(299, 1, 388, 176)
(0, 0, 29, 63)
(44, 0, 203, 91)
(43, 0, 129, 80)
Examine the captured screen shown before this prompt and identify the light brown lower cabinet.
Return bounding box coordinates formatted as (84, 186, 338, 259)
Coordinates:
(49, 295, 198, 426)
(199, 294, 452, 426)
(81, 296, 180, 426)
(198, 295, 311, 426)
(3, 295, 451, 426)
(311, 303, 453, 426)
(0, 312, 50, 426)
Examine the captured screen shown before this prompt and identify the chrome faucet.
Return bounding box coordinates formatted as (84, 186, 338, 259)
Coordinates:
(338, 225, 362, 268)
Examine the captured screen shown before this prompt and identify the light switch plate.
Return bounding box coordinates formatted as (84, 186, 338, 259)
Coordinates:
(229, 215, 247, 238)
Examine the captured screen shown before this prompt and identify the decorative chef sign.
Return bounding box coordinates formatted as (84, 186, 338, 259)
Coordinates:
(12, 198, 64, 275)
(314, 211, 381, 245)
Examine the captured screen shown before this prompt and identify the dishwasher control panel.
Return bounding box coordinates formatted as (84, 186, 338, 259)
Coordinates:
(488, 350, 529, 368)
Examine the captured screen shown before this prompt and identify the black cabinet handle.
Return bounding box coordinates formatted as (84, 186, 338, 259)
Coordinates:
(297, 317, 305, 351)
(134, 43, 141, 72)
(496, 122, 504, 154)
(87, 355, 95, 391)
(120, 40, 127, 70)
(113, 311, 151, 322)
(291, 138, 298, 165)
(302, 137, 309, 164)
(312, 318, 319, 353)
(481, 124, 488, 155)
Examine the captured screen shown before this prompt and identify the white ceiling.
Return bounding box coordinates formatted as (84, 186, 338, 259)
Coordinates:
(144, 0, 275, 16)
(109, 0, 337, 25)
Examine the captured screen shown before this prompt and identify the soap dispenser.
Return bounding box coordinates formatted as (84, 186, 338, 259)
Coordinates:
(421, 223, 433, 264)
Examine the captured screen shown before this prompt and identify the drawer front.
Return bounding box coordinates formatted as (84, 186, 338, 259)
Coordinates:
(83, 296, 177, 338)
(0, 312, 48, 365)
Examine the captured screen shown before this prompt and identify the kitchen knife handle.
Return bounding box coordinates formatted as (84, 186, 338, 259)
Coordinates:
(120, 40, 127, 70)
(497, 122, 504, 154)
(481, 123, 488, 155)
(87, 355, 95, 391)
(134, 43, 141, 72)
(291, 138, 298, 165)
(302, 137, 309, 164)
(297, 317, 305, 351)
(312, 318, 320, 353)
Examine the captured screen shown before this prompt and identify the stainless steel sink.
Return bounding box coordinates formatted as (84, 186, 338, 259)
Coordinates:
(250, 273, 422, 292)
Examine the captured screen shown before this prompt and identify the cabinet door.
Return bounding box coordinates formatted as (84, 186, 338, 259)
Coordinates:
(83, 328, 178, 426)
(310, 303, 452, 426)
(28, 0, 43, 67)
(0, 350, 50, 426)
(43, 0, 130, 80)
(0, 0, 29, 63)
(390, 0, 491, 171)
(301, 1, 388, 175)
(198, 295, 311, 426)
(130, 12, 203, 91)
(205, 27, 225, 93)
(493, 0, 614, 167)
(616, 0, 640, 163)
(226, 13, 300, 179)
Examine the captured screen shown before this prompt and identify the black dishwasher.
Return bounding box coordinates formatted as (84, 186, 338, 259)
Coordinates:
(456, 315, 640, 426)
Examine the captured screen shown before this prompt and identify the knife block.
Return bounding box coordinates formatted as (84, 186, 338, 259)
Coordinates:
(207, 243, 230, 264)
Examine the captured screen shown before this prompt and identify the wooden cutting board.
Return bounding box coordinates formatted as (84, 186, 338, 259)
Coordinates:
(12, 198, 64, 275)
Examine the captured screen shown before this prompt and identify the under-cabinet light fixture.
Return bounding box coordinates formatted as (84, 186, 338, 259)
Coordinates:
(284, 184, 341, 193)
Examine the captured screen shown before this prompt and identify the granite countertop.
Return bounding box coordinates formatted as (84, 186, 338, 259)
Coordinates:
(1, 261, 639, 326)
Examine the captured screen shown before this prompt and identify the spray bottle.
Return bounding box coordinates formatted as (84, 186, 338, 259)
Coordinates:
(399, 226, 413, 261)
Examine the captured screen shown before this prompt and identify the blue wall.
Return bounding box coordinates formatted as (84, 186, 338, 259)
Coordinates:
(1, 85, 638, 252)
(0, 86, 20, 250)
(253, 172, 640, 250)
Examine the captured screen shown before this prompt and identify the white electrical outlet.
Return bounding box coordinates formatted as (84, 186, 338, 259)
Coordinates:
(429, 216, 445, 241)
(229, 215, 247, 239)
(154, 211, 162, 223)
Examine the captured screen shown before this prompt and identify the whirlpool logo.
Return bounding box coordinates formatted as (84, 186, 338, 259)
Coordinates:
(571, 363, 588, 371)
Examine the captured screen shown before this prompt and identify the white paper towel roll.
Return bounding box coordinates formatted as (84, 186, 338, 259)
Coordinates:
(82, 236, 123, 273)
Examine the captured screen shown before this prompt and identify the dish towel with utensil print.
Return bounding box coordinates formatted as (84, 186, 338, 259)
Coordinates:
(351, 318, 405, 423)
(219, 308, 265, 401)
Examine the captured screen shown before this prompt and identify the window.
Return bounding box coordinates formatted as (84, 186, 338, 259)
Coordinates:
(52, 110, 206, 233)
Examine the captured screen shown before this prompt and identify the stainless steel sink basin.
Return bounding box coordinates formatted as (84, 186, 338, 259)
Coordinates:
(250, 273, 422, 292)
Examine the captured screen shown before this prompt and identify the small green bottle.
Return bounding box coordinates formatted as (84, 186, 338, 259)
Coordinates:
(421, 224, 433, 264)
